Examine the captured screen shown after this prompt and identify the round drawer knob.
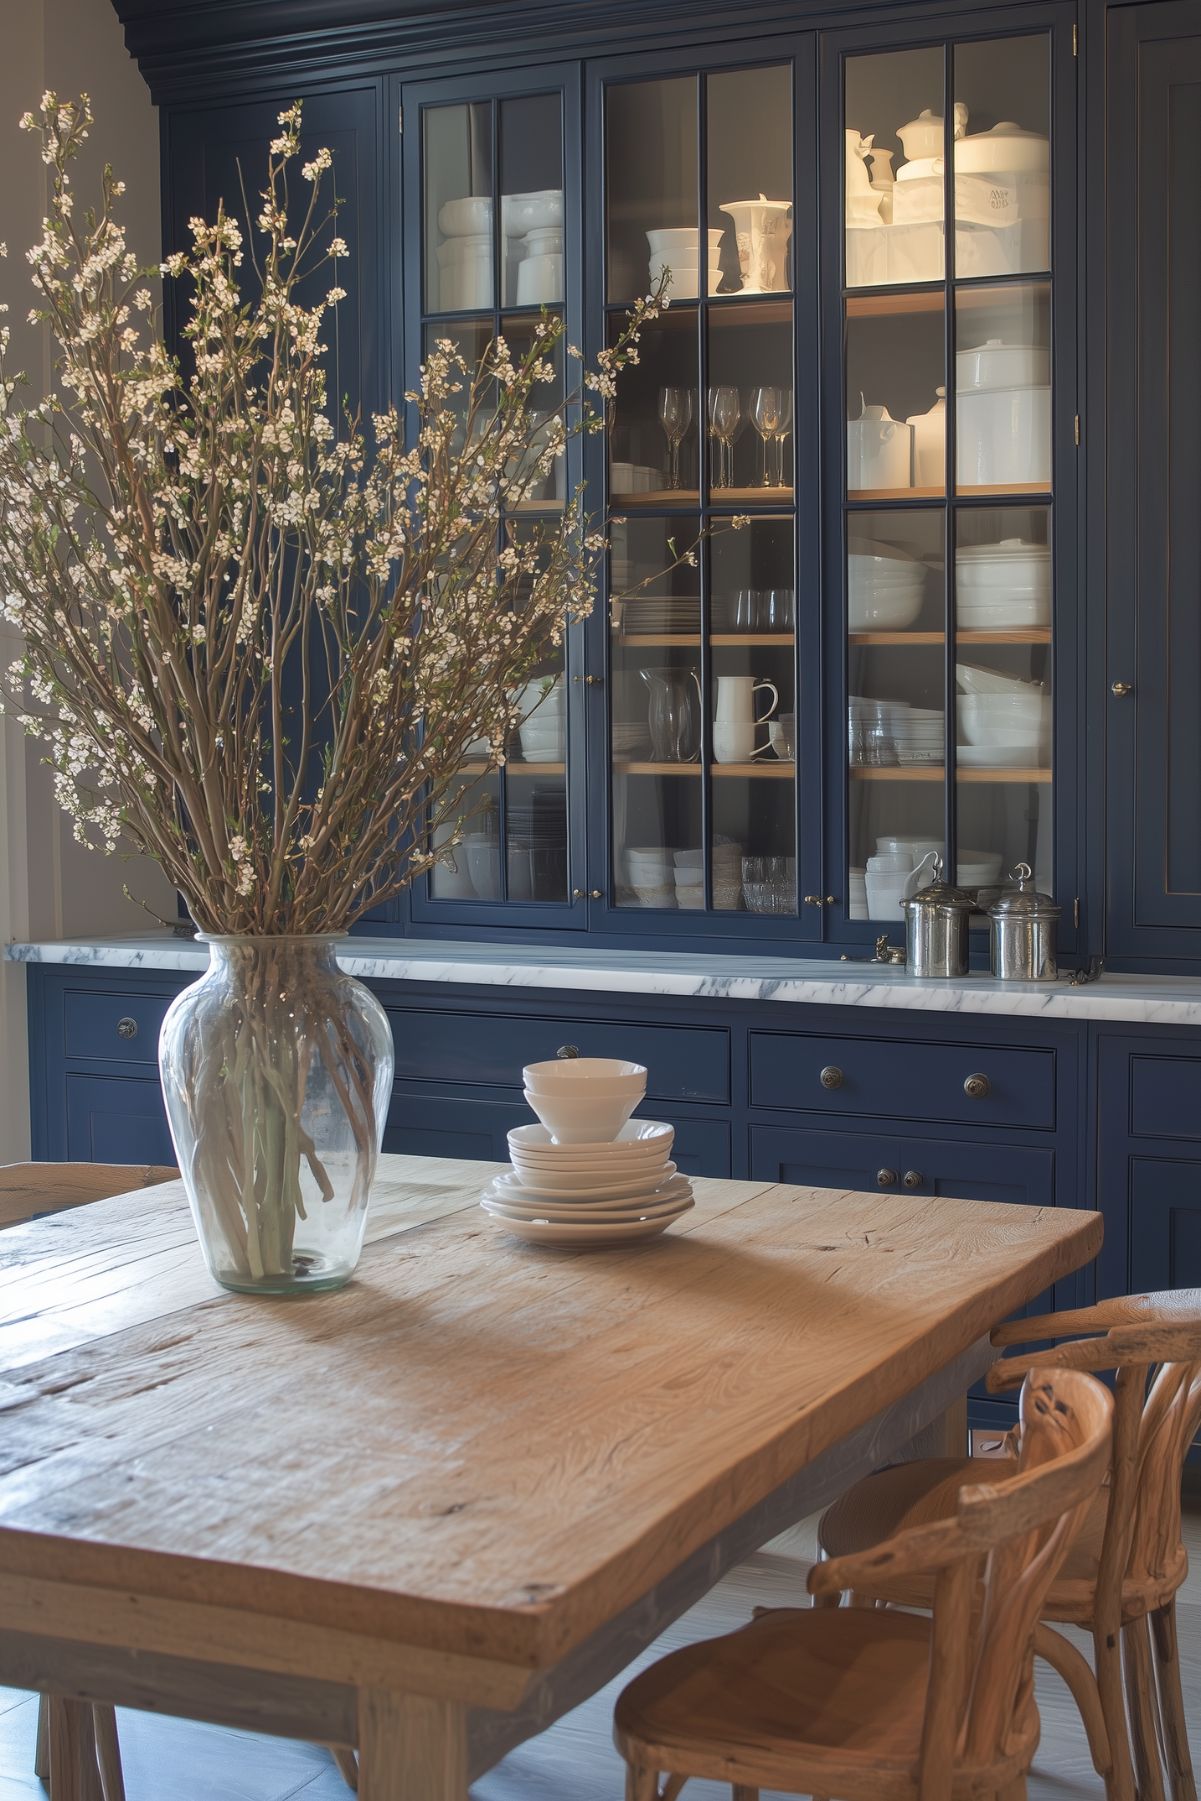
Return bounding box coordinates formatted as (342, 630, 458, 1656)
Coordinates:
(820, 1065, 844, 1091)
(876, 1168, 898, 1189)
(116, 1017, 138, 1041)
(964, 1073, 991, 1100)
(556, 1044, 580, 1060)
(903, 1169, 925, 1190)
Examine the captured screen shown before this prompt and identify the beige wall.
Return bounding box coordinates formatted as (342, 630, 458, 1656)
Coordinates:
(0, 0, 172, 1159)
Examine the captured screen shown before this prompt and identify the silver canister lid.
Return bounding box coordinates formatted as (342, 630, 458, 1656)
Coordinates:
(987, 862, 1061, 921)
(899, 854, 975, 917)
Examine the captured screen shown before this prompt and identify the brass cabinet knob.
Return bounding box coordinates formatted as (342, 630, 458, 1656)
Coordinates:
(589, 889, 604, 899)
(1111, 681, 1134, 697)
(803, 895, 826, 907)
(820, 1065, 844, 1090)
(963, 1073, 991, 1100)
(903, 1169, 925, 1190)
(572, 889, 604, 900)
(116, 1017, 138, 1040)
(556, 1044, 580, 1059)
(876, 1168, 898, 1188)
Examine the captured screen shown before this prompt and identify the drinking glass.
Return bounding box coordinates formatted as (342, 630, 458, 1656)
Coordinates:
(658, 386, 694, 490)
(770, 390, 793, 486)
(750, 385, 786, 487)
(707, 384, 741, 488)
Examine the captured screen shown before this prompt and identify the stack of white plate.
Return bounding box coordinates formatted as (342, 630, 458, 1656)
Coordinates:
(890, 705, 946, 766)
(623, 596, 701, 633)
(481, 1058, 693, 1246)
(646, 227, 723, 299)
(848, 541, 928, 631)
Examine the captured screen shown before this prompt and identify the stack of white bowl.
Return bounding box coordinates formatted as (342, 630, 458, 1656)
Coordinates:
(480, 1059, 693, 1246)
(956, 538, 1051, 630)
(646, 227, 723, 299)
(627, 846, 676, 907)
(503, 189, 564, 306)
(955, 337, 1051, 488)
(516, 675, 566, 763)
(437, 197, 494, 310)
(848, 540, 928, 631)
(957, 664, 1050, 767)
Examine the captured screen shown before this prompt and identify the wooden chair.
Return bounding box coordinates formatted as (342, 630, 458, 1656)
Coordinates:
(614, 1365, 1113, 1801)
(816, 1292, 1201, 1801)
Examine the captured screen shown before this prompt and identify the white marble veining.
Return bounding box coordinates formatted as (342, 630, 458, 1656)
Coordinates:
(8, 932, 1201, 1025)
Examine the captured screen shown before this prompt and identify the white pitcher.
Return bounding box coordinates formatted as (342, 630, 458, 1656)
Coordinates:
(713, 675, 779, 764)
(847, 394, 913, 492)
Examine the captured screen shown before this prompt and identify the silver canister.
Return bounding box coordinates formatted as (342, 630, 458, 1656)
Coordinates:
(988, 862, 1060, 981)
(900, 856, 974, 978)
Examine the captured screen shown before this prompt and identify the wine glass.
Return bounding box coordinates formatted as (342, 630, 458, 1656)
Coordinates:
(658, 386, 694, 491)
(750, 385, 786, 487)
(771, 390, 793, 487)
(707, 385, 741, 489)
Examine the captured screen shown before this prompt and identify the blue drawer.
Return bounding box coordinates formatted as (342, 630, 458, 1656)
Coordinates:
(748, 1030, 1055, 1131)
(63, 987, 175, 1066)
(387, 1006, 729, 1104)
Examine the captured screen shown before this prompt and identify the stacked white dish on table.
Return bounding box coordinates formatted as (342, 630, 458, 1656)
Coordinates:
(956, 537, 1051, 629)
(848, 539, 928, 630)
(480, 1059, 693, 1245)
(646, 227, 723, 299)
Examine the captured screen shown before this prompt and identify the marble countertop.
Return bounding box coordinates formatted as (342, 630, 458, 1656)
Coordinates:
(8, 933, 1201, 1025)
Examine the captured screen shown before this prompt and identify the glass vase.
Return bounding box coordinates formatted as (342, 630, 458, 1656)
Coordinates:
(159, 936, 394, 1296)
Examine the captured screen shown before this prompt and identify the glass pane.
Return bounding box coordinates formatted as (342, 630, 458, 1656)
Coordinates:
(507, 524, 569, 903)
(847, 510, 946, 923)
(499, 93, 564, 309)
(707, 66, 794, 297)
(608, 305, 699, 502)
(424, 102, 494, 315)
(711, 516, 796, 913)
(422, 318, 493, 448)
(610, 515, 702, 909)
(606, 77, 699, 304)
(430, 774, 501, 901)
(845, 47, 945, 288)
(955, 504, 1053, 900)
(955, 281, 1051, 493)
(707, 303, 794, 498)
(846, 306, 946, 498)
(501, 314, 566, 509)
(953, 35, 1050, 280)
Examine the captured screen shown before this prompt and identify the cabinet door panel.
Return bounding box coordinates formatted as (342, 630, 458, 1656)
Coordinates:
(65, 1074, 176, 1166)
(750, 1124, 900, 1191)
(1107, 6, 1201, 955)
(1128, 1156, 1201, 1295)
(384, 1096, 529, 1163)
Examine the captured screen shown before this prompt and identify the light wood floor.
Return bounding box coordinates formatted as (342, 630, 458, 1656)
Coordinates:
(3, 1495, 1198, 1801)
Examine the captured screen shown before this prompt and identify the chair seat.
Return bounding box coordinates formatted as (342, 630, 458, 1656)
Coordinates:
(819, 1457, 1185, 1623)
(614, 1606, 1035, 1800)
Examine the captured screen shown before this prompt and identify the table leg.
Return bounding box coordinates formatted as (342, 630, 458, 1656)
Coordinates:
(48, 1697, 103, 1801)
(358, 1690, 468, 1801)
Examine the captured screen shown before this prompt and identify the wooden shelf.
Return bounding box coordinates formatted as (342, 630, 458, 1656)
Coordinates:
(707, 298, 793, 327)
(848, 628, 1052, 647)
(849, 485, 945, 502)
(507, 499, 567, 515)
(615, 487, 794, 508)
(616, 760, 795, 779)
(460, 760, 565, 776)
(844, 280, 1051, 320)
(850, 764, 1051, 783)
(615, 632, 795, 647)
(848, 483, 1050, 504)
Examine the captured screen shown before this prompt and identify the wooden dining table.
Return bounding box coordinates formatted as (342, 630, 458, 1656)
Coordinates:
(0, 1154, 1101, 1799)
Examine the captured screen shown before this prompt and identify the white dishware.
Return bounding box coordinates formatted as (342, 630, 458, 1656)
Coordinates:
(438, 196, 493, 236)
(897, 108, 946, 162)
(956, 538, 1051, 613)
(482, 1190, 693, 1227)
(718, 197, 793, 293)
(522, 1076, 646, 1108)
(522, 1085, 640, 1144)
(480, 1206, 692, 1246)
(957, 338, 1050, 392)
(509, 1118, 674, 1153)
(486, 1170, 689, 1209)
(956, 385, 1051, 487)
(519, 723, 565, 762)
(865, 869, 911, 919)
(440, 260, 493, 312)
(907, 386, 946, 486)
(845, 130, 879, 203)
(646, 226, 723, 254)
(956, 662, 1041, 697)
(516, 253, 564, 306)
(712, 675, 779, 764)
(867, 850, 914, 873)
(959, 691, 1049, 747)
(954, 122, 1050, 175)
(524, 1055, 645, 1089)
(877, 834, 943, 860)
(463, 834, 501, 897)
(492, 1163, 679, 1200)
(957, 741, 1046, 769)
(501, 189, 564, 235)
(847, 399, 913, 491)
(896, 154, 944, 183)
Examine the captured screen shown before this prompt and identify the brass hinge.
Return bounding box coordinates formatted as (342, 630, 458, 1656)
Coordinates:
(1073, 897, 1081, 928)
(397, 103, 404, 134)
(1072, 21, 1079, 56)
(1074, 413, 1081, 446)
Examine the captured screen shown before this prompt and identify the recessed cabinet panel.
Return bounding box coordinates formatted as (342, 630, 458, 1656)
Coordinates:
(1129, 1054, 1201, 1143)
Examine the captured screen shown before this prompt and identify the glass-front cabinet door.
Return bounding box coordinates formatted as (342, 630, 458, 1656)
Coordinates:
(833, 20, 1074, 951)
(596, 53, 811, 932)
(401, 68, 587, 931)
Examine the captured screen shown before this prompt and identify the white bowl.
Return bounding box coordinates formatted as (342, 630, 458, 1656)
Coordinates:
(524, 1056, 645, 1088)
(956, 663, 1040, 697)
(848, 587, 924, 631)
(848, 537, 919, 564)
(439, 196, 493, 237)
(957, 339, 1049, 392)
(502, 189, 564, 234)
(956, 537, 1050, 587)
(646, 227, 723, 252)
(523, 1088, 639, 1144)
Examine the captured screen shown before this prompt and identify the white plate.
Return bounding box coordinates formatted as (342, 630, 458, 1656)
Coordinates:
(957, 743, 1044, 768)
(507, 1120, 675, 1157)
(493, 1163, 680, 1200)
(482, 1191, 693, 1226)
(487, 1172, 689, 1210)
(480, 1206, 693, 1246)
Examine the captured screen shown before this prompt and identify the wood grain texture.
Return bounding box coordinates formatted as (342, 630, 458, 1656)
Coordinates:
(0, 1164, 178, 1232)
(0, 1158, 1100, 1684)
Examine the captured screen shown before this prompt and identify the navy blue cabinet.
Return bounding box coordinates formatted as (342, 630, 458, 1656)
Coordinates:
(1094, 1029, 1201, 1300)
(64, 1074, 176, 1166)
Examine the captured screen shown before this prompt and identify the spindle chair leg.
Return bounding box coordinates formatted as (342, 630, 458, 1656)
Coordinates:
(1124, 1617, 1168, 1801)
(1150, 1600, 1197, 1801)
(732, 1788, 759, 1800)
(625, 1764, 659, 1801)
(34, 1693, 50, 1781)
(92, 1705, 125, 1801)
(660, 1776, 686, 1801)
(1033, 1623, 1114, 1787)
(1095, 1616, 1137, 1801)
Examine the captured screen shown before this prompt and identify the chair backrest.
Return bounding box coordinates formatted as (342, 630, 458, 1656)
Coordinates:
(988, 1292, 1201, 1597)
(0, 1161, 179, 1230)
(811, 1367, 1112, 1797)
